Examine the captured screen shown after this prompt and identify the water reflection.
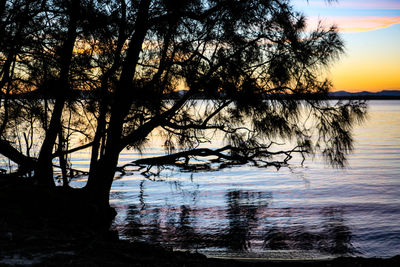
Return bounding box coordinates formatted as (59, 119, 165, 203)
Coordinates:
(263, 207, 356, 255)
(175, 205, 199, 249)
(224, 190, 271, 251)
(123, 204, 143, 238)
(319, 207, 356, 254)
(121, 189, 355, 256)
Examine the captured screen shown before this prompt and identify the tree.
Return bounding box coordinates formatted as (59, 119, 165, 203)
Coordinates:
(0, 0, 366, 221)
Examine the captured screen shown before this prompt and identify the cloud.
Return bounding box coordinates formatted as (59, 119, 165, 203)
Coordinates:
(308, 16, 400, 32)
(336, 1, 400, 10)
(295, 0, 400, 10)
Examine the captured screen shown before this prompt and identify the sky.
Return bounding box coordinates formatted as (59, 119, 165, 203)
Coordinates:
(292, 0, 400, 92)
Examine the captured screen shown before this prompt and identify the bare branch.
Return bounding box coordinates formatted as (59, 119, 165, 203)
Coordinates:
(120, 144, 309, 177)
(52, 141, 94, 158)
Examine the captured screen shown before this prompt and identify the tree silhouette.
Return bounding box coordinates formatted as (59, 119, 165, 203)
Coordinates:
(0, 0, 366, 222)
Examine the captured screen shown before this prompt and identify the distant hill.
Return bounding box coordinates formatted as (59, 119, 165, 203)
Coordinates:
(329, 90, 400, 99)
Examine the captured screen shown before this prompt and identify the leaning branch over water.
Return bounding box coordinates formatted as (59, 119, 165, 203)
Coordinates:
(119, 144, 308, 177)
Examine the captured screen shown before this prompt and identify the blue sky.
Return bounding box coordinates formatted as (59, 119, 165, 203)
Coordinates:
(292, 0, 400, 91)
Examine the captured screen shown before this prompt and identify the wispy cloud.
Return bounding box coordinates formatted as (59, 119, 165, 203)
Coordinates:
(334, 1, 400, 10)
(308, 16, 400, 32)
(295, 0, 400, 10)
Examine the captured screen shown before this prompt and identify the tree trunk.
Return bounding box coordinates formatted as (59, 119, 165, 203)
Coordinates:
(33, 0, 80, 187)
(85, 0, 151, 207)
(0, 139, 36, 174)
(89, 0, 127, 175)
(34, 98, 64, 186)
(58, 129, 69, 187)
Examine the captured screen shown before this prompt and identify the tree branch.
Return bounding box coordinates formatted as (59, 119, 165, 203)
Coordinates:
(0, 139, 36, 171)
(121, 144, 309, 177)
(52, 141, 94, 158)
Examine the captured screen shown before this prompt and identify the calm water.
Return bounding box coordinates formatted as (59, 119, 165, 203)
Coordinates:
(3, 100, 400, 259)
(106, 100, 400, 259)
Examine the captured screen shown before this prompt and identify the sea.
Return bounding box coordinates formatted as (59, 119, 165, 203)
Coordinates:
(3, 100, 400, 260)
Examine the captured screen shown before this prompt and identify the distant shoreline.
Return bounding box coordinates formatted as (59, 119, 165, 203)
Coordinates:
(5, 89, 400, 101)
(327, 96, 400, 100)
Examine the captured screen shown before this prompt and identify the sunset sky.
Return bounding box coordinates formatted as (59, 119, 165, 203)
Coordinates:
(293, 0, 400, 92)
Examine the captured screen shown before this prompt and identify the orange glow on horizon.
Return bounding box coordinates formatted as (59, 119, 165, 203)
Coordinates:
(329, 58, 400, 93)
(327, 23, 400, 93)
(295, 1, 400, 92)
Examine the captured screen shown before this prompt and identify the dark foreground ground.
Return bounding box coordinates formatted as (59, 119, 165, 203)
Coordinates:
(1, 176, 399, 267)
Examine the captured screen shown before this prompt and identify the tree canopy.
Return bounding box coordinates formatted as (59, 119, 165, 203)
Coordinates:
(0, 0, 366, 209)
